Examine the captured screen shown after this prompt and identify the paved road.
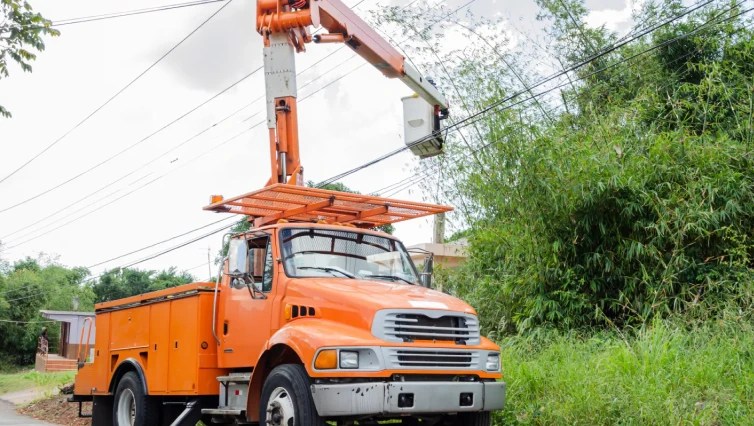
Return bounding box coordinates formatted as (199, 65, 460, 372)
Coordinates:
(0, 400, 54, 426)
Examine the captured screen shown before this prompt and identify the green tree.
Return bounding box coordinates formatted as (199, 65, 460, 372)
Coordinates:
(378, 0, 754, 333)
(0, 0, 59, 118)
(0, 257, 93, 365)
(92, 267, 193, 302)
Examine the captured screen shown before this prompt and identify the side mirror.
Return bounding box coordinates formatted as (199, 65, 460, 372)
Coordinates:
(228, 239, 249, 278)
(419, 255, 434, 288)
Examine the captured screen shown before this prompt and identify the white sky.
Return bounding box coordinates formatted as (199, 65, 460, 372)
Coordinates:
(0, 0, 636, 280)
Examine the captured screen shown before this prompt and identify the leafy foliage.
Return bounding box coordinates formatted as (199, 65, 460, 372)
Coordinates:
(0, 255, 193, 365)
(92, 267, 193, 302)
(0, 257, 93, 365)
(0, 0, 59, 118)
(380, 0, 754, 333)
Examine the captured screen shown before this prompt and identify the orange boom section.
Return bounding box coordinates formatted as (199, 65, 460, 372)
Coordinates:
(73, 284, 229, 397)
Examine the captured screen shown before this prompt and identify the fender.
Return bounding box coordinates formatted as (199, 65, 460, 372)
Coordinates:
(109, 358, 148, 396)
(245, 319, 374, 422)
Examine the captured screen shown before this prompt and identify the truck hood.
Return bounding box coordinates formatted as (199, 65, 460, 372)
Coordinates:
(284, 278, 477, 331)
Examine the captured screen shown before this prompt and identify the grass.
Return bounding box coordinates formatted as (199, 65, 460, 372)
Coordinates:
(0, 370, 75, 395)
(494, 319, 754, 425)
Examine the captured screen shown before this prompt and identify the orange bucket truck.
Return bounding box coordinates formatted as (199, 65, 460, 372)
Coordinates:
(71, 0, 505, 424)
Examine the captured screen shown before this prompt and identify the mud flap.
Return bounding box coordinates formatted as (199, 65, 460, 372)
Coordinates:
(92, 396, 113, 426)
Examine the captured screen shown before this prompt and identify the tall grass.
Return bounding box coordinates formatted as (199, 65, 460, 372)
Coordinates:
(495, 319, 754, 425)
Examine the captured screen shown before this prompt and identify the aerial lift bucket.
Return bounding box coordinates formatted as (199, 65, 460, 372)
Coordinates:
(402, 95, 444, 159)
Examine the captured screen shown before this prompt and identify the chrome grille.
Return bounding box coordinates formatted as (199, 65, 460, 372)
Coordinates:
(372, 309, 480, 345)
(384, 348, 481, 369)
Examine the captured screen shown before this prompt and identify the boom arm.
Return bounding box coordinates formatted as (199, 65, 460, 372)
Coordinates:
(256, 0, 448, 185)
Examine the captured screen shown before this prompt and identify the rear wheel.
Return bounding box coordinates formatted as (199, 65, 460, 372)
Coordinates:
(112, 371, 156, 426)
(259, 364, 324, 426)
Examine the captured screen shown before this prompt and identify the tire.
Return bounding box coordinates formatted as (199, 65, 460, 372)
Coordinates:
(112, 371, 157, 426)
(259, 364, 324, 426)
(453, 411, 491, 426)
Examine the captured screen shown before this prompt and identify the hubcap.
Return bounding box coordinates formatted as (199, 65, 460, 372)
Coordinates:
(266, 387, 295, 426)
(116, 388, 136, 426)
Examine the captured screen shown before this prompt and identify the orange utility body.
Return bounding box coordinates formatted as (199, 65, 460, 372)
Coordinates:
(72, 1, 505, 424)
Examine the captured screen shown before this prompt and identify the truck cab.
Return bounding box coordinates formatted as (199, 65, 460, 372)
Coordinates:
(72, 185, 505, 425)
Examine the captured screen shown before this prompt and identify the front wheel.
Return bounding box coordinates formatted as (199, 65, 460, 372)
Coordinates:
(259, 364, 324, 426)
(112, 371, 156, 426)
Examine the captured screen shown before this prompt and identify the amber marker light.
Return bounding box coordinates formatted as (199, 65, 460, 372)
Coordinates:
(314, 349, 338, 369)
(210, 195, 224, 204)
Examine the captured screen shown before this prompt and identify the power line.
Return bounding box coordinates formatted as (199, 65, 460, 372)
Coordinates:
(4, 125, 257, 250)
(0, 1, 376, 229)
(15, 1, 752, 297)
(52, 0, 227, 27)
(0, 0, 235, 187)
(0, 63, 256, 215)
(76, 3, 742, 284)
(0, 0, 462, 247)
(85, 0, 724, 267)
(87, 216, 237, 268)
(318, 0, 732, 186)
(372, 10, 754, 202)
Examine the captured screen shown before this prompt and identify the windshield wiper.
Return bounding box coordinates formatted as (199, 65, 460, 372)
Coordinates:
(366, 274, 415, 285)
(297, 266, 356, 278)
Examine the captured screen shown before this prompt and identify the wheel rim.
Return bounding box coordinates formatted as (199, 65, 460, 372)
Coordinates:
(116, 388, 136, 426)
(266, 386, 295, 426)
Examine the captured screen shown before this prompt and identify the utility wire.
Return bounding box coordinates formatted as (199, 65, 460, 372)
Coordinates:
(0, 62, 255, 215)
(87, 216, 237, 268)
(318, 0, 729, 186)
(1, 0, 465, 245)
(73, 4, 744, 284)
(86, 0, 728, 267)
(0, 0, 234, 187)
(373, 18, 753, 201)
(0, 1, 374, 228)
(52, 0, 227, 27)
(15, 0, 751, 292)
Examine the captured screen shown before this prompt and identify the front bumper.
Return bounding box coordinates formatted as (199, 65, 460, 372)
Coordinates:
(310, 381, 506, 417)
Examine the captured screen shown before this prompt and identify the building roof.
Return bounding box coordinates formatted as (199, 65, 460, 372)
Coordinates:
(40, 310, 95, 321)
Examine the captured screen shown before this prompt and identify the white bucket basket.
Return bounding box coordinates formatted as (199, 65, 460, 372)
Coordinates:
(402, 95, 443, 159)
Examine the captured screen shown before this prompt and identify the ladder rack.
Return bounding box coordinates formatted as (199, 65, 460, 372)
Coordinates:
(204, 184, 452, 228)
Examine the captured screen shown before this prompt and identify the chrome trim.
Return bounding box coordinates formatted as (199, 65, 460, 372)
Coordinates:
(310, 381, 506, 416)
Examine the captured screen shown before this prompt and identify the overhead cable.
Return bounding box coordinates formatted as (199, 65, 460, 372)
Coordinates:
(52, 0, 227, 27)
(0, 0, 235, 187)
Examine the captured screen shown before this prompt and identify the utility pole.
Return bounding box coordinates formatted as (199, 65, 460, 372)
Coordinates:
(433, 212, 445, 244)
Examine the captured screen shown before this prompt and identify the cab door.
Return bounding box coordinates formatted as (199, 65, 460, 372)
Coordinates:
(217, 233, 277, 368)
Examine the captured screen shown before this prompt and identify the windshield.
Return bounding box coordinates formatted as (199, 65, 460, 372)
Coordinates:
(279, 228, 419, 284)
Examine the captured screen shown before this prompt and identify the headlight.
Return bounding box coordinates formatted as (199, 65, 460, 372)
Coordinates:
(486, 353, 500, 372)
(339, 350, 359, 369)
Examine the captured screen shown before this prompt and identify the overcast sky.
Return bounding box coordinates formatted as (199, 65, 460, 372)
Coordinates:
(0, 0, 639, 279)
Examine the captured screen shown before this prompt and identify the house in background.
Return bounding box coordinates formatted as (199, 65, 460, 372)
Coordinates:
(35, 310, 95, 372)
(408, 239, 468, 270)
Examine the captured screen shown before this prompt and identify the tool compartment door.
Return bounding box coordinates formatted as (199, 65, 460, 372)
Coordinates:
(168, 297, 199, 393)
(148, 302, 171, 393)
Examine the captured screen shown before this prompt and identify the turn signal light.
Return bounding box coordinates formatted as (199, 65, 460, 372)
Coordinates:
(210, 195, 224, 204)
(314, 349, 337, 369)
